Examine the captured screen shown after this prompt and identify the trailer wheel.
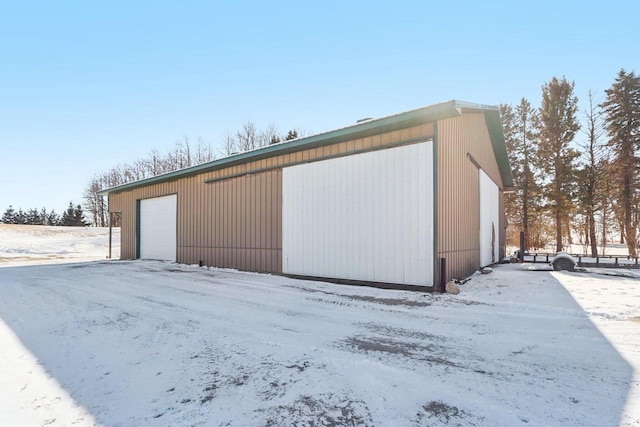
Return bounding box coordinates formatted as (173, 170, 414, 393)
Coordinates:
(553, 258, 575, 271)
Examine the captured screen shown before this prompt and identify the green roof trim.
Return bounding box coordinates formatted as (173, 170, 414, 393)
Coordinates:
(98, 100, 513, 196)
(482, 109, 515, 189)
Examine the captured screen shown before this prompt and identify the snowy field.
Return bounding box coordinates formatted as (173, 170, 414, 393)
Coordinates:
(0, 224, 120, 266)
(0, 227, 639, 426)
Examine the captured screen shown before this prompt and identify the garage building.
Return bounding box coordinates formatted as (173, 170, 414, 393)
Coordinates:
(98, 100, 514, 291)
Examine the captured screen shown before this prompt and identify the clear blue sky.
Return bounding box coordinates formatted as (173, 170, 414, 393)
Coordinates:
(1, 1, 637, 215)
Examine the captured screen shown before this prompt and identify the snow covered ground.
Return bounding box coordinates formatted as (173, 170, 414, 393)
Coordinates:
(0, 224, 119, 266)
(0, 227, 638, 426)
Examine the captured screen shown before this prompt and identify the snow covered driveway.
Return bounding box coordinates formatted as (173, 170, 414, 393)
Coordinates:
(0, 260, 638, 426)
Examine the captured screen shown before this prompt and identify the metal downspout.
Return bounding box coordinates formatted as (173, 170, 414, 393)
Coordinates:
(108, 211, 112, 259)
(433, 121, 440, 291)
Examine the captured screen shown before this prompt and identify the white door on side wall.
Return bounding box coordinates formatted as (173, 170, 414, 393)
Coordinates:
(282, 141, 434, 286)
(139, 194, 177, 262)
(479, 170, 499, 267)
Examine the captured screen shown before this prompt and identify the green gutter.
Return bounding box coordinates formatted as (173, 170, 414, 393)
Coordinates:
(483, 110, 514, 189)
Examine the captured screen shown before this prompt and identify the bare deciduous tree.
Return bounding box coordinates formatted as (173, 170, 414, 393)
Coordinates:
(236, 121, 258, 152)
(576, 90, 608, 256)
(86, 121, 308, 226)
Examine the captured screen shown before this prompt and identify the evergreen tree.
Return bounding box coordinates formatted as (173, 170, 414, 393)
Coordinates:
(269, 135, 281, 145)
(15, 209, 27, 225)
(502, 99, 544, 250)
(26, 208, 42, 225)
(61, 202, 87, 226)
(601, 69, 640, 256)
(1, 205, 16, 224)
(47, 209, 60, 226)
(500, 103, 519, 248)
(40, 207, 48, 225)
(538, 76, 581, 252)
(74, 204, 89, 226)
(285, 130, 298, 141)
(61, 203, 73, 226)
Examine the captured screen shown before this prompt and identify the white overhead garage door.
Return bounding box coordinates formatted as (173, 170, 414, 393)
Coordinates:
(282, 142, 433, 286)
(479, 170, 499, 267)
(139, 194, 177, 262)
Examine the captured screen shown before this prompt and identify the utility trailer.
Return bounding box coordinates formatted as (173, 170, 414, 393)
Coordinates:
(511, 251, 640, 271)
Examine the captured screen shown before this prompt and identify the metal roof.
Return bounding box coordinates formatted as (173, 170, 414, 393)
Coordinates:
(98, 100, 513, 196)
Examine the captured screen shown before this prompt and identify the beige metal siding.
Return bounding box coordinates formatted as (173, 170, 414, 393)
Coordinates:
(109, 123, 434, 274)
(180, 170, 282, 272)
(437, 113, 504, 282)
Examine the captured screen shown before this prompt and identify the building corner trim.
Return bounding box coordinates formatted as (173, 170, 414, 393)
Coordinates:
(135, 200, 141, 259)
(433, 121, 440, 290)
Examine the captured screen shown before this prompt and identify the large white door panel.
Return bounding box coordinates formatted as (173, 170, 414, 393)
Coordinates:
(282, 142, 433, 286)
(479, 170, 499, 267)
(140, 194, 177, 262)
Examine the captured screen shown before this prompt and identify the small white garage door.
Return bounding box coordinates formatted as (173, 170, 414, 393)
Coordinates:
(282, 141, 433, 286)
(479, 170, 499, 267)
(139, 194, 177, 262)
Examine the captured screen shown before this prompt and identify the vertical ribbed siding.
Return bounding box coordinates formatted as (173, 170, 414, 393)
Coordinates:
(108, 171, 282, 272)
(437, 113, 503, 282)
(185, 169, 283, 272)
(108, 123, 435, 274)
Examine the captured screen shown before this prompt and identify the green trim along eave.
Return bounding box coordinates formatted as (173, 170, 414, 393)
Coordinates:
(97, 100, 512, 196)
(482, 109, 514, 190)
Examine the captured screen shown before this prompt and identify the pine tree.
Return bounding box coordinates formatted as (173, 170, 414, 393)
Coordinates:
(601, 69, 640, 256)
(61, 202, 76, 226)
(26, 208, 42, 225)
(538, 76, 581, 252)
(73, 204, 89, 226)
(285, 130, 298, 141)
(15, 209, 26, 224)
(500, 103, 518, 238)
(1, 205, 16, 224)
(40, 208, 48, 225)
(269, 135, 281, 145)
(501, 99, 544, 250)
(47, 210, 60, 226)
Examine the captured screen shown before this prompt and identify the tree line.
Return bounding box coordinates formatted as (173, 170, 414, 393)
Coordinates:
(1, 202, 89, 226)
(502, 69, 640, 257)
(83, 123, 303, 227)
